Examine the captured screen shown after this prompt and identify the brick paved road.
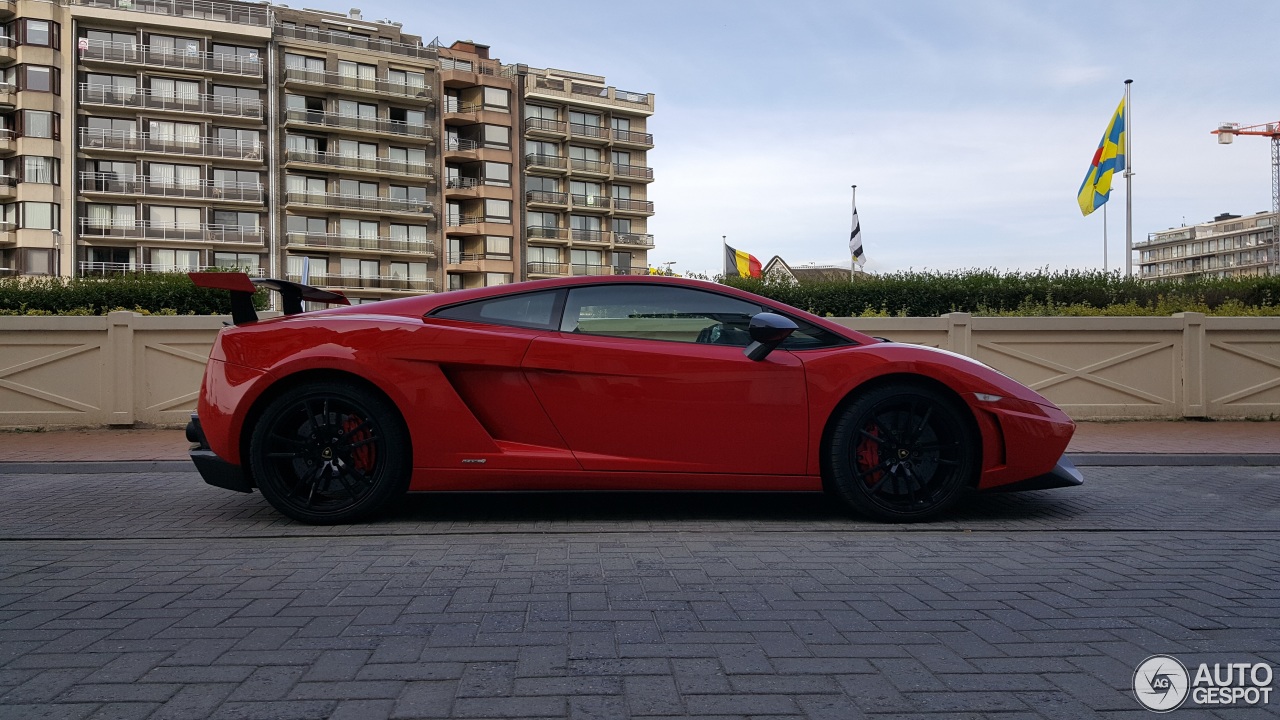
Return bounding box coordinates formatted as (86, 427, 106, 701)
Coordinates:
(1, 466, 1277, 719)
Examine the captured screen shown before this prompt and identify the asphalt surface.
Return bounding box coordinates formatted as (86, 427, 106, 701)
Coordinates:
(1, 464, 1277, 719)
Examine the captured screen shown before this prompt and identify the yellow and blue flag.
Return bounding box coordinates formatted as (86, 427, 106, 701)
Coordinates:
(1077, 97, 1126, 216)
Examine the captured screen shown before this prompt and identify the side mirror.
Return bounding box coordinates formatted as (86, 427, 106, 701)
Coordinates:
(743, 312, 797, 361)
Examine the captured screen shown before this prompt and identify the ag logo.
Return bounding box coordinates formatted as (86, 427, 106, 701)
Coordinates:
(1134, 655, 1190, 712)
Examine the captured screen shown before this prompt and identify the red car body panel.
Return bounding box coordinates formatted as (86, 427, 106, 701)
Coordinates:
(193, 275, 1075, 495)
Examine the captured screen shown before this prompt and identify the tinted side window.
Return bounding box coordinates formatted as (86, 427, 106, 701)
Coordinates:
(562, 285, 763, 345)
(433, 290, 561, 330)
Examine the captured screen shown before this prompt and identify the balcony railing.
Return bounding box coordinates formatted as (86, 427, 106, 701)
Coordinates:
(525, 117, 567, 134)
(570, 228, 610, 244)
(79, 83, 263, 119)
(282, 67, 431, 99)
(284, 149, 432, 176)
(569, 122, 608, 140)
(285, 191, 433, 215)
(79, 219, 264, 244)
(289, 273, 436, 292)
(528, 76, 653, 113)
(613, 163, 654, 180)
(526, 190, 567, 205)
(69, 0, 270, 27)
(443, 138, 480, 152)
(527, 226, 569, 241)
(439, 57, 510, 76)
(526, 153, 566, 170)
(284, 108, 429, 138)
(526, 261, 568, 275)
(285, 232, 434, 255)
(570, 194, 610, 210)
(614, 198, 654, 213)
(445, 214, 484, 227)
(79, 40, 264, 77)
(80, 261, 266, 276)
(615, 233, 655, 247)
(79, 128, 263, 160)
(612, 128, 653, 146)
(441, 99, 483, 114)
(78, 172, 264, 202)
(571, 264, 611, 276)
(274, 23, 437, 60)
(445, 176, 480, 190)
(569, 158, 608, 174)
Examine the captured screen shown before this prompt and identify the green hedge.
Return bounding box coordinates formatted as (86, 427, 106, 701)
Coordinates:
(722, 269, 1280, 317)
(0, 273, 266, 316)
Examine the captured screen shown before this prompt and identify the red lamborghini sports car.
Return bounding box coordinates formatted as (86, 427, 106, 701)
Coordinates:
(186, 273, 1082, 525)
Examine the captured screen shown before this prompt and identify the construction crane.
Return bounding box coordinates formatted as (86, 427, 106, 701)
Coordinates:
(1211, 120, 1280, 276)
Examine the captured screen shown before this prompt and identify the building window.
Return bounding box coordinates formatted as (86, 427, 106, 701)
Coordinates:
(527, 211, 558, 228)
(483, 162, 510, 187)
(213, 211, 259, 228)
(20, 156, 59, 185)
(526, 140, 559, 157)
(286, 215, 326, 235)
(528, 246, 559, 263)
(482, 125, 510, 149)
(148, 34, 200, 54)
(19, 65, 58, 93)
(386, 69, 427, 93)
(485, 236, 511, 258)
(18, 110, 57, 139)
(340, 257, 379, 279)
(611, 116, 630, 132)
(214, 252, 259, 272)
(483, 87, 509, 111)
(85, 204, 135, 230)
(20, 19, 59, 49)
(484, 199, 511, 223)
(149, 205, 201, 228)
(485, 273, 511, 286)
(525, 105, 558, 120)
(21, 248, 53, 275)
(150, 248, 200, 271)
(19, 202, 59, 230)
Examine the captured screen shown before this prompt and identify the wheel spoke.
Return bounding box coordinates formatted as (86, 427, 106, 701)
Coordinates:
(266, 451, 303, 459)
(916, 441, 959, 452)
(857, 428, 888, 445)
(909, 406, 933, 443)
(854, 458, 892, 479)
(349, 436, 379, 450)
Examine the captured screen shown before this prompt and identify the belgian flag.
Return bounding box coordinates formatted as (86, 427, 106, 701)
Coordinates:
(724, 244, 762, 278)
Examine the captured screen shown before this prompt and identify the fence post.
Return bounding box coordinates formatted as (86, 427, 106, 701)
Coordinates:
(106, 311, 135, 426)
(945, 312, 972, 356)
(1177, 312, 1207, 418)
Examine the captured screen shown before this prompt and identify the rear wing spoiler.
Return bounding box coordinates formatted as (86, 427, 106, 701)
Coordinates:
(189, 272, 349, 325)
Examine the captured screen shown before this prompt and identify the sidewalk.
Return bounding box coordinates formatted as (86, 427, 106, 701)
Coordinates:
(0, 421, 1276, 463)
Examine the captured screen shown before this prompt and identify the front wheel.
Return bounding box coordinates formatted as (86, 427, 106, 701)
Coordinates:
(826, 383, 978, 522)
(248, 381, 410, 524)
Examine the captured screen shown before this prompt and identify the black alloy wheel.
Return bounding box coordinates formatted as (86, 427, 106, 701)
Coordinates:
(248, 381, 409, 524)
(827, 383, 978, 522)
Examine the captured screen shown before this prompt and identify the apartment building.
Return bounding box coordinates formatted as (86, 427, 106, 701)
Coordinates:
(1138, 211, 1276, 281)
(0, 0, 655, 295)
(522, 66, 654, 279)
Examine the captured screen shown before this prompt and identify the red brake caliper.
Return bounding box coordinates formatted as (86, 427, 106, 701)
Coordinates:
(856, 424, 883, 486)
(343, 416, 376, 473)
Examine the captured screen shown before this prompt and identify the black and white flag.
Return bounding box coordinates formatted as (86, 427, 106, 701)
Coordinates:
(849, 185, 865, 268)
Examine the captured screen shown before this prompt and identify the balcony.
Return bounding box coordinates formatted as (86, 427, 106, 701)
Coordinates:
(613, 163, 654, 181)
(446, 252, 512, 270)
(79, 219, 264, 244)
(443, 138, 479, 156)
(0, 35, 13, 65)
(79, 171, 264, 203)
(274, 23, 437, 61)
(69, 0, 270, 27)
(615, 233, 655, 248)
(524, 117, 566, 136)
(613, 198, 654, 215)
(289, 273, 436, 293)
(527, 76, 653, 115)
(0, 174, 13, 198)
(445, 213, 483, 228)
(525, 190, 567, 207)
(0, 80, 14, 108)
(284, 149, 433, 177)
(442, 99, 482, 116)
(285, 232, 434, 256)
(526, 261, 567, 276)
(79, 84, 263, 119)
(79, 128, 263, 161)
(80, 261, 267, 277)
(570, 194, 610, 212)
(0, 128, 12, 153)
(570, 228, 610, 245)
(282, 67, 431, 100)
(526, 153, 566, 173)
(285, 191, 433, 217)
(571, 264, 612, 276)
(438, 57, 511, 77)
(79, 40, 264, 78)
(569, 158, 609, 176)
(284, 109, 430, 140)
(568, 122, 609, 143)
(612, 128, 653, 147)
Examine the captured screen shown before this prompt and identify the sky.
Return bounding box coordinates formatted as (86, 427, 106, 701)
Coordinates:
(360, 0, 1279, 276)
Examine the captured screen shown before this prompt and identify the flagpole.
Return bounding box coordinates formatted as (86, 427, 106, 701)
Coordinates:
(850, 185, 856, 281)
(1103, 203, 1109, 272)
(1124, 79, 1133, 277)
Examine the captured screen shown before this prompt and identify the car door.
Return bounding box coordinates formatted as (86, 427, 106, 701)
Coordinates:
(521, 283, 809, 475)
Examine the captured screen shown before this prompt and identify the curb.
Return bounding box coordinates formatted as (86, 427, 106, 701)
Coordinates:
(0, 460, 194, 475)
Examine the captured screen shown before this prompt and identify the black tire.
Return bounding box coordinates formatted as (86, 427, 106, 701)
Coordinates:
(827, 383, 978, 522)
(248, 381, 410, 524)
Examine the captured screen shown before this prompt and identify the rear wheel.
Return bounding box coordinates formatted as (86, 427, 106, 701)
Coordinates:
(248, 382, 409, 524)
(827, 383, 978, 522)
